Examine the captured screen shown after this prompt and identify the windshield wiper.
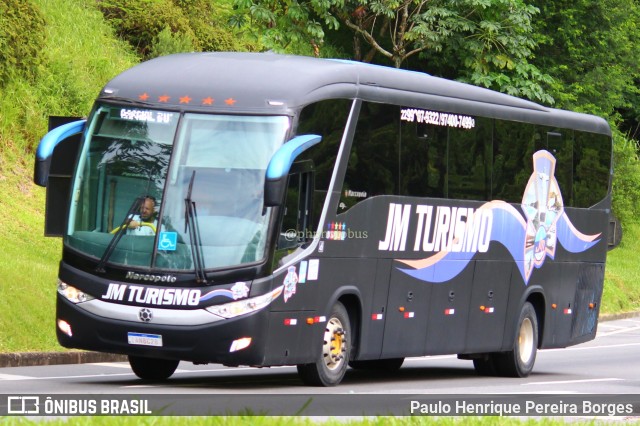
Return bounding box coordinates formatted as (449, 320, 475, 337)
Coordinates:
(184, 171, 207, 284)
(96, 196, 143, 273)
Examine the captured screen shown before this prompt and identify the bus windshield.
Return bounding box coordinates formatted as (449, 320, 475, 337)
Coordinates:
(66, 105, 290, 272)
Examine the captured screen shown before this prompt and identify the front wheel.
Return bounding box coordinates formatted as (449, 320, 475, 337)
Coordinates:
(494, 302, 538, 377)
(297, 302, 351, 386)
(128, 355, 179, 381)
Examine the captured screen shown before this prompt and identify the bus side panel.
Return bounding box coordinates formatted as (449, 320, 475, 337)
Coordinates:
(540, 262, 578, 348)
(353, 259, 391, 360)
(380, 266, 432, 358)
(422, 265, 474, 356)
(265, 257, 378, 365)
(464, 259, 512, 353)
(570, 262, 603, 344)
(264, 311, 316, 365)
(538, 261, 603, 349)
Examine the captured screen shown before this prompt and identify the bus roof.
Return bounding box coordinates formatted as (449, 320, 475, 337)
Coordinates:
(99, 52, 611, 135)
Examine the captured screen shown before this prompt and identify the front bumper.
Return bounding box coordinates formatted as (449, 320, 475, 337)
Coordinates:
(56, 295, 270, 366)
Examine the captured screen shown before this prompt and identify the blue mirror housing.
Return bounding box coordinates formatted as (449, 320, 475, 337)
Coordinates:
(34, 119, 86, 187)
(264, 134, 322, 207)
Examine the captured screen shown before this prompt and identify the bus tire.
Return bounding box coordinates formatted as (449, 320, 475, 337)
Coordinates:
(494, 302, 538, 377)
(297, 302, 351, 386)
(349, 358, 404, 371)
(128, 355, 179, 381)
(472, 355, 497, 376)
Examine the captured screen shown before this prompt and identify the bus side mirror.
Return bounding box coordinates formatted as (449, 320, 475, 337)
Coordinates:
(608, 216, 622, 250)
(34, 119, 86, 186)
(264, 134, 321, 207)
(34, 117, 85, 237)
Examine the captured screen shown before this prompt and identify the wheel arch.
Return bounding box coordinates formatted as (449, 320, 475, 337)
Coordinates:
(323, 286, 363, 359)
(525, 290, 546, 349)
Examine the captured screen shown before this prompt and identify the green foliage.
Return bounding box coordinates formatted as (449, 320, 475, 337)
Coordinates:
(231, 0, 554, 103)
(424, 0, 555, 104)
(611, 130, 640, 227)
(99, 0, 255, 58)
(0, 0, 138, 352)
(530, 0, 640, 118)
(0, 0, 46, 87)
(149, 26, 195, 58)
(11, 0, 137, 152)
(603, 223, 640, 314)
(230, 0, 336, 56)
(98, 0, 195, 57)
(176, 0, 256, 52)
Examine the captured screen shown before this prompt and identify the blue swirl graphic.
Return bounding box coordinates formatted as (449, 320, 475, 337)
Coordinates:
(397, 206, 598, 285)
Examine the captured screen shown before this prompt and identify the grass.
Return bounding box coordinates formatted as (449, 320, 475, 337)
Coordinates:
(1, 416, 633, 425)
(0, 0, 135, 352)
(0, 153, 60, 352)
(602, 223, 640, 314)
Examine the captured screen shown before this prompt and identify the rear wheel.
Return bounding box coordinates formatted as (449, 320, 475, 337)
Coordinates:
(128, 355, 179, 381)
(494, 302, 538, 377)
(297, 302, 351, 386)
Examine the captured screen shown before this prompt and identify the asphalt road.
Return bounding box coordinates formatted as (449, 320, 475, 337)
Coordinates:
(0, 315, 639, 417)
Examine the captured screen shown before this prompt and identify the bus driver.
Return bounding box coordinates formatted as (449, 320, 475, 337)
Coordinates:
(126, 196, 158, 236)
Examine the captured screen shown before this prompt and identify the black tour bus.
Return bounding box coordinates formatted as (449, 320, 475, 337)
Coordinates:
(34, 52, 613, 386)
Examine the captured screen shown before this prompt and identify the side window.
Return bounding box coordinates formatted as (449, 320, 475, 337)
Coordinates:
(533, 127, 574, 206)
(341, 102, 484, 209)
(492, 121, 536, 202)
(573, 131, 611, 207)
(295, 99, 352, 230)
(447, 117, 492, 201)
(277, 162, 314, 250)
(399, 114, 446, 198)
(341, 102, 399, 212)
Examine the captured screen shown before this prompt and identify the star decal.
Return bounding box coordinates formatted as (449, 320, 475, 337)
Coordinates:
(202, 97, 214, 106)
(179, 95, 192, 104)
(225, 98, 237, 106)
(158, 95, 170, 103)
(138, 93, 149, 101)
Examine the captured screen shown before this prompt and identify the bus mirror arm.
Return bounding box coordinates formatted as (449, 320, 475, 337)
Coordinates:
(263, 134, 322, 207)
(34, 120, 86, 187)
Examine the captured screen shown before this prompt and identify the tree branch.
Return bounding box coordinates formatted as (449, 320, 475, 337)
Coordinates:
(343, 18, 393, 60)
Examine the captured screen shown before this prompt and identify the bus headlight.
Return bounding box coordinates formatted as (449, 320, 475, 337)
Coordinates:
(206, 286, 283, 319)
(57, 280, 95, 304)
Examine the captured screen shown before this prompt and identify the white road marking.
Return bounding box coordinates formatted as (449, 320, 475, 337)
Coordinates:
(545, 342, 640, 352)
(597, 324, 640, 337)
(523, 378, 624, 386)
(0, 373, 34, 380)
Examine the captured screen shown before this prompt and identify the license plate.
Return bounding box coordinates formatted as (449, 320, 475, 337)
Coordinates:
(127, 332, 163, 347)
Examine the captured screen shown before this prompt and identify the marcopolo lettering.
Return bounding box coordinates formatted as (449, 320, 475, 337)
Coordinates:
(102, 283, 201, 306)
(126, 271, 177, 283)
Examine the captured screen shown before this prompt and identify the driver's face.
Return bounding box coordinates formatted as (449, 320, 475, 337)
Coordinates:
(140, 199, 155, 221)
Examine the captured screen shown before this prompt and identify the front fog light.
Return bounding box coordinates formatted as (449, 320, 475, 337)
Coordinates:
(230, 337, 252, 352)
(57, 280, 95, 304)
(58, 319, 73, 337)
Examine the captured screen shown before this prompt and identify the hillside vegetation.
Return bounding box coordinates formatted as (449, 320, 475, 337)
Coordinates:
(0, 0, 639, 352)
(0, 0, 136, 352)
